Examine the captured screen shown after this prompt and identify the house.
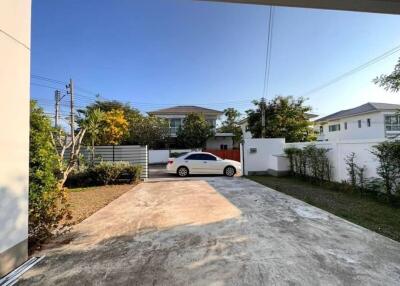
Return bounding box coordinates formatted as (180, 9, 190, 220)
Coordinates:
(148, 106, 235, 149)
(315, 102, 400, 141)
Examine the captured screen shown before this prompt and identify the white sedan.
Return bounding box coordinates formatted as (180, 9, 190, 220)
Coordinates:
(166, 152, 241, 177)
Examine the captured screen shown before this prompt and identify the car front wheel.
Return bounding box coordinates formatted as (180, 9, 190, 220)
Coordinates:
(224, 166, 236, 177)
(177, 166, 189, 177)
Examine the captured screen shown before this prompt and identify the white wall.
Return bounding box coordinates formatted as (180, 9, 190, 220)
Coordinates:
(149, 150, 170, 164)
(242, 138, 285, 175)
(316, 112, 394, 141)
(242, 138, 385, 183)
(0, 0, 31, 275)
(285, 139, 385, 182)
(206, 136, 233, 149)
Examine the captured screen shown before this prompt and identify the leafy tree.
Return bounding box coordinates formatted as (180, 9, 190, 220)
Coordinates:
(177, 113, 213, 148)
(101, 109, 129, 145)
(29, 101, 70, 246)
(129, 115, 169, 148)
(81, 100, 141, 119)
(80, 108, 105, 164)
(219, 108, 243, 144)
(374, 58, 400, 92)
(246, 96, 314, 142)
(79, 100, 141, 144)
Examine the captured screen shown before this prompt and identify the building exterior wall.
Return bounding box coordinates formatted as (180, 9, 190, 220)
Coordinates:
(239, 121, 252, 139)
(316, 111, 397, 141)
(0, 0, 31, 276)
(206, 136, 233, 149)
(153, 114, 217, 137)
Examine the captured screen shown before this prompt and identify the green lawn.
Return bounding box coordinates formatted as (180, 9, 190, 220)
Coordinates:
(248, 175, 400, 242)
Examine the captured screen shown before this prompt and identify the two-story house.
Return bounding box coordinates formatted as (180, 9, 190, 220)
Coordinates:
(315, 102, 400, 141)
(148, 106, 234, 149)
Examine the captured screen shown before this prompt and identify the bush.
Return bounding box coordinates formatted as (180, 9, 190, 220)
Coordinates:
(284, 145, 332, 182)
(29, 101, 70, 247)
(344, 152, 367, 191)
(66, 161, 142, 187)
(372, 141, 400, 197)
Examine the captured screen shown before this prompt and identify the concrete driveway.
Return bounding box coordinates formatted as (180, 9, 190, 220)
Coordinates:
(19, 177, 400, 285)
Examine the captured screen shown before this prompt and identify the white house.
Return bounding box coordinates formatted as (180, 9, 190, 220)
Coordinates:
(315, 102, 400, 141)
(0, 0, 31, 276)
(148, 106, 235, 149)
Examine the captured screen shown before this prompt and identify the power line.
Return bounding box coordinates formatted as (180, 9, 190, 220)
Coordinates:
(262, 6, 275, 100)
(300, 44, 400, 97)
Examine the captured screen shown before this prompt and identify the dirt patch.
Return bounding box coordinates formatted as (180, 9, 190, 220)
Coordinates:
(66, 184, 136, 225)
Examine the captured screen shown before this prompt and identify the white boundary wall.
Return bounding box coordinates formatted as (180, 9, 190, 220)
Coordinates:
(286, 139, 385, 182)
(149, 150, 170, 164)
(242, 138, 386, 182)
(242, 138, 286, 175)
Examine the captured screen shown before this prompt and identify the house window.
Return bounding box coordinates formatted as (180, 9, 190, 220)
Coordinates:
(220, 144, 228, 150)
(358, 120, 362, 128)
(384, 115, 400, 136)
(319, 126, 323, 134)
(344, 122, 347, 130)
(367, 118, 371, 127)
(169, 118, 182, 134)
(328, 124, 340, 132)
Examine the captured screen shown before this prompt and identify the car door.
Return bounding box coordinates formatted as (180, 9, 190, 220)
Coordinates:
(197, 154, 221, 174)
(183, 154, 203, 174)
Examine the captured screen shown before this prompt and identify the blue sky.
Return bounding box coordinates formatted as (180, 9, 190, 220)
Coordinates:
(31, 0, 400, 118)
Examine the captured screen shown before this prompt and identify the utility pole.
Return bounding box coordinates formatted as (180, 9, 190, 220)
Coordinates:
(66, 79, 75, 150)
(54, 90, 61, 128)
(261, 97, 266, 138)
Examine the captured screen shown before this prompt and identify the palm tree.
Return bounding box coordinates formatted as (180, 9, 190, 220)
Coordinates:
(82, 108, 105, 165)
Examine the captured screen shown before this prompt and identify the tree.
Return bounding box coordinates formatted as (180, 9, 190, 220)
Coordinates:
(374, 58, 400, 92)
(79, 100, 141, 144)
(246, 96, 314, 142)
(80, 108, 105, 164)
(177, 113, 213, 148)
(29, 101, 70, 246)
(129, 115, 170, 148)
(219, 108, 243, 144)
(101, 109, 129, 145)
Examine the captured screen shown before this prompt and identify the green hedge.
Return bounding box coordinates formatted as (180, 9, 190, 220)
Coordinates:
(66, 161, 142, 188)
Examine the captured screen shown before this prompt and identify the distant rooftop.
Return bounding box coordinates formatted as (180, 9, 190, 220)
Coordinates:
(148, 105, 223, 116)
(316, 102, 400, 122)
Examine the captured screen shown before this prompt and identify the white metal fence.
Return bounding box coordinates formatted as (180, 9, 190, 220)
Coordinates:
(64, 145, 148, 178)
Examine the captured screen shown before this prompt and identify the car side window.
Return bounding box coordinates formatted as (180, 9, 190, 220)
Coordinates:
(198, 154, 217, 161)
(185, 154, 200, 160)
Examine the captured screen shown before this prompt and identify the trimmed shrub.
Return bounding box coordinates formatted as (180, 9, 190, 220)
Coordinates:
(66, 161, 142, 187)
(284, 145, 332, 182)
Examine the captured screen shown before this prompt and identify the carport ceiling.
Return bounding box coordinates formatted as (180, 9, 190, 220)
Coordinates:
(201, 0, 400, 15)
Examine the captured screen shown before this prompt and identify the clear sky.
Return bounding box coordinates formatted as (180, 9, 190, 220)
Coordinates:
(31, 0, 400, 118)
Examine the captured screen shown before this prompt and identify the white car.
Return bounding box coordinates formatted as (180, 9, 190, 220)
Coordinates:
(166, 152, 241, 177)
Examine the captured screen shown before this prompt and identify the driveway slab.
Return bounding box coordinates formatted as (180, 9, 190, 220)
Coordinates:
(19, 177, 400, 285)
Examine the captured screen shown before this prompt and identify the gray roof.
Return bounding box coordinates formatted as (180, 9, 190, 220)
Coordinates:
(148, 106, 223, 116)
(316, 102, 400, 122)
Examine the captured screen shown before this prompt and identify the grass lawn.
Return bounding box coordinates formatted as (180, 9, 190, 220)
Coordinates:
(66, 184, 135, 225)
(248, 175, 400, 242)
